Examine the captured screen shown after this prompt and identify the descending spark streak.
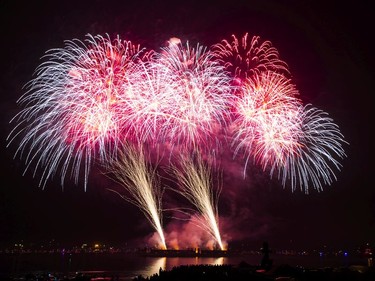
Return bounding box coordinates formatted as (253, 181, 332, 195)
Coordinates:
(7, 34, 146, 189)
(107, 143, 167, 250)
(171, 153, 224, 250)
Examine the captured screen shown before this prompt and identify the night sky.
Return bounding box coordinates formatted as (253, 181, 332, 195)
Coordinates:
(0, 0, 373, 250)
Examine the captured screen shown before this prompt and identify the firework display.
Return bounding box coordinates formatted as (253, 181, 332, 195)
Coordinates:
(7, 32, 347, 249)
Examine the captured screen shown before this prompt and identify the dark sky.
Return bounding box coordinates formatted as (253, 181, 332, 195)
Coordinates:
(0, 0, 373, 250)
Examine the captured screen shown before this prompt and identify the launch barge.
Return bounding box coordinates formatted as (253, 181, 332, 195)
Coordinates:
(139, 248, 229, 257)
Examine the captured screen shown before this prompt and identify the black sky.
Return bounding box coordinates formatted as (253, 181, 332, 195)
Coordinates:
(0, 0, 373, 250)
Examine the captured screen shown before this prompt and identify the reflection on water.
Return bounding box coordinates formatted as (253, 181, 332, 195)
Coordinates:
(137, 256, 227, 278)
(215, 257, 225, 265)
(135, 254, 367, 279)
(167, 257, 212, 269)
(0, 253, 367, 281)
(141, 257, 166, 278)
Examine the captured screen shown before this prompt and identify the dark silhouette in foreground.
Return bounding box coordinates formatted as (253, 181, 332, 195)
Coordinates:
(260, 241, 273, 271)
(133, 264, 272, 281)
(132, 263, 375, 281)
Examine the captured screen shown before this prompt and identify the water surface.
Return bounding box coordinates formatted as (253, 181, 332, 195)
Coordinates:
(0, 252, 367, 280)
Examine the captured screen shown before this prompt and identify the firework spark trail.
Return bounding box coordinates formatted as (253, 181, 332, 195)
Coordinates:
(211, 33, 290, 83)
(7, 34, 147, 189)
(274, 105, 348, 193)
(170, 153, 224, 250)
(214, 33, 348, 191)
(231, 71, 303, 174)
(107, 143, 167, 250)
(121, 55, 178, 144)
(212, 32, 300, 171)
(231, 70, 347, 192)
(148, 39, 233, 153)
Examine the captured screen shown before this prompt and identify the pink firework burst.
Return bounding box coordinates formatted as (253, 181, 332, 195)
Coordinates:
(145, 39, 233, 153)
(231, 71, 347, 192)
(211, 33, 290, 85)
(231, 71, 303, 178)
(7, 34, 148, 189)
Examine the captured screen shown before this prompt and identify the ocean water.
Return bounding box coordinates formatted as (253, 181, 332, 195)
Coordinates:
(0, 252, 368, 280)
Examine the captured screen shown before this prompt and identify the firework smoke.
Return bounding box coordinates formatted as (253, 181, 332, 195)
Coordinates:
(170, 153, 225, 250)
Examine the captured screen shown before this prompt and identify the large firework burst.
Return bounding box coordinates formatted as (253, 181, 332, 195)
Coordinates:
(148, 39, 233, 153)
(7, 34, 147, 189)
